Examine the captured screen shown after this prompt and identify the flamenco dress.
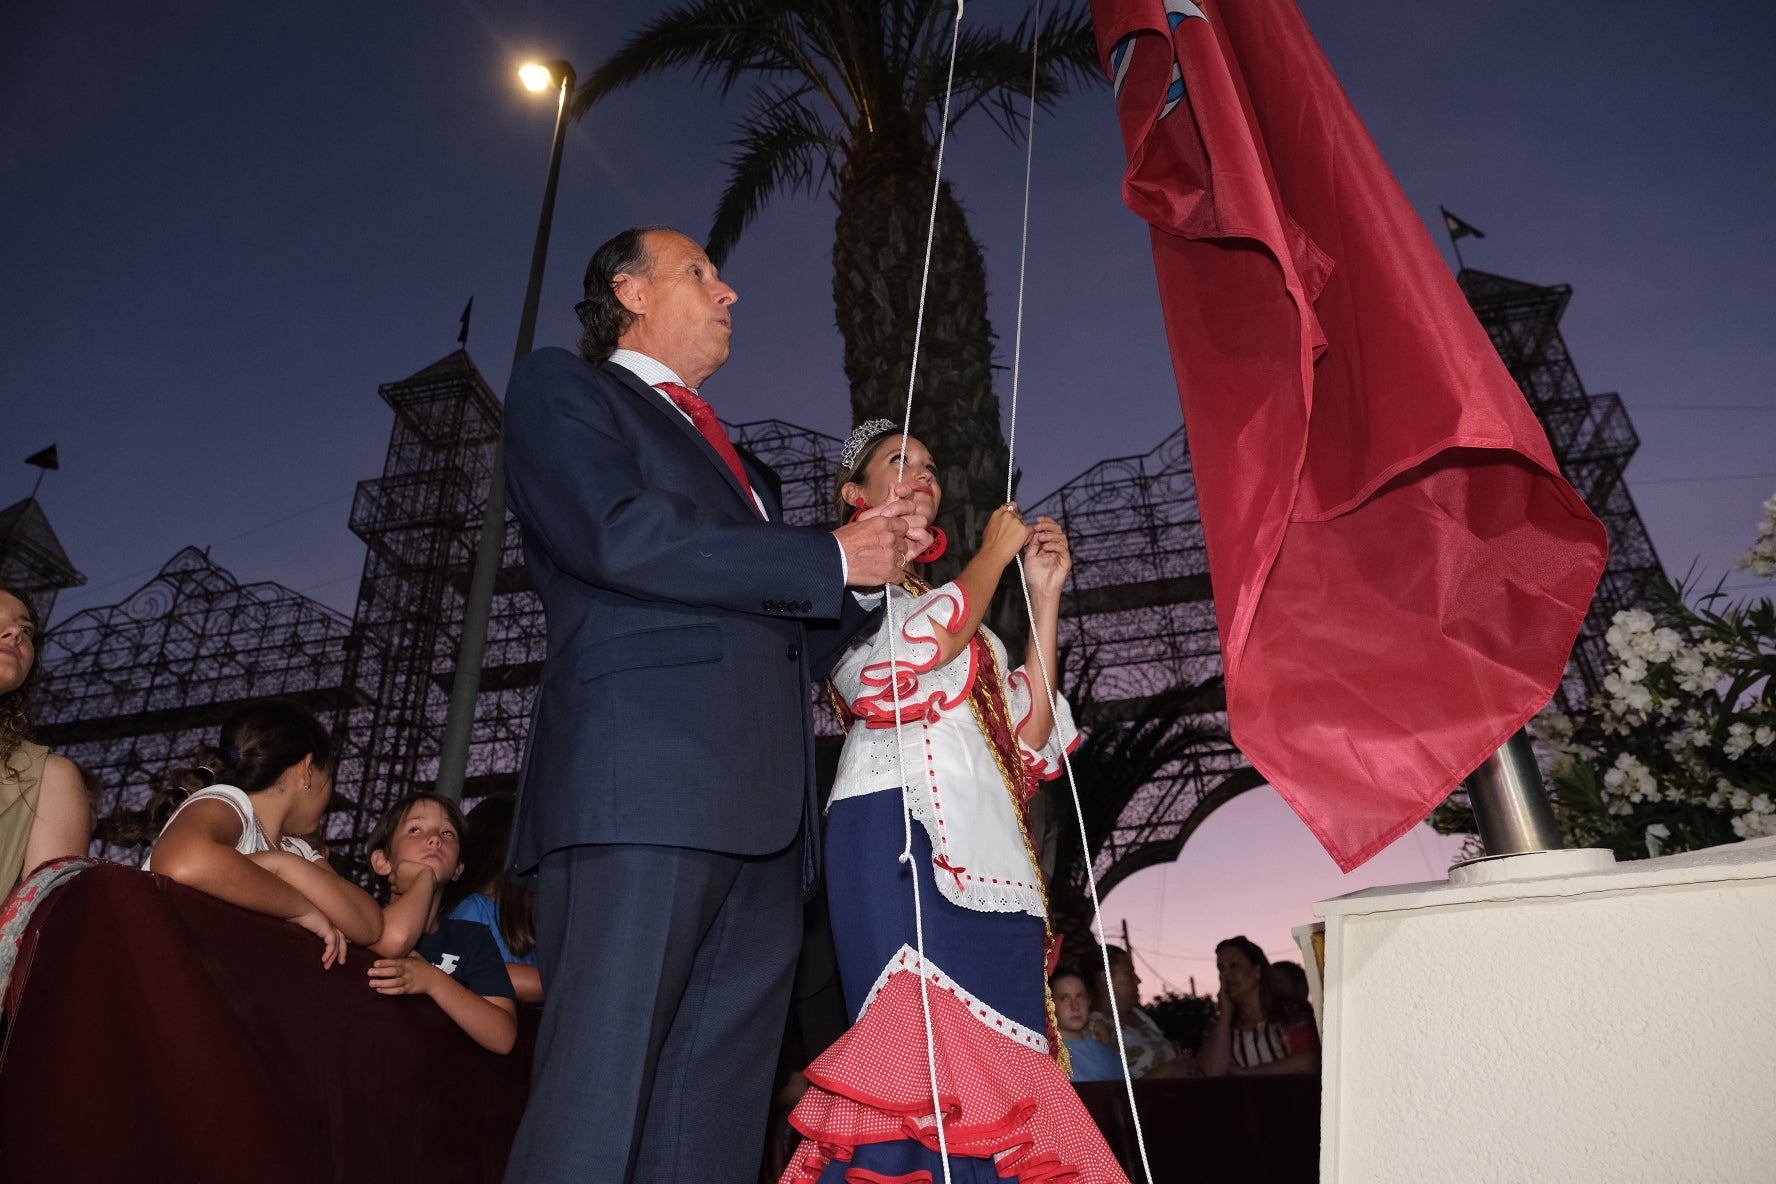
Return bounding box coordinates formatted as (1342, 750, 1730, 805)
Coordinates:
(781, 579, 1128, 1184)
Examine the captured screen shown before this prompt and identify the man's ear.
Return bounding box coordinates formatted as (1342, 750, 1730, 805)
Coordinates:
(369, 848, 392, 877)
(611, 272, 647, 316)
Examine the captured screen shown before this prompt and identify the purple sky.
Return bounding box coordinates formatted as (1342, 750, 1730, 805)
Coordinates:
(6, 1, 1773, 996)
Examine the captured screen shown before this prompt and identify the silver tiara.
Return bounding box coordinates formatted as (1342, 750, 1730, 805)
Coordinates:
(840, 418, 899, 472)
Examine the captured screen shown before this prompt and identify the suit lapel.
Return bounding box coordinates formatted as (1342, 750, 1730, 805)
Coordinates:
(598, 360, 763, 517)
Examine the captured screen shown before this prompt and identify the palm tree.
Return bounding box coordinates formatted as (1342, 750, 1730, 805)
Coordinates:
(1041, 655, 1230, 961)
(572, 0, 1102, 568)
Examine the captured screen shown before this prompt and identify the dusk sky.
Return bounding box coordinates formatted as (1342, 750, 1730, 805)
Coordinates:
(6, 1, 1773, 993)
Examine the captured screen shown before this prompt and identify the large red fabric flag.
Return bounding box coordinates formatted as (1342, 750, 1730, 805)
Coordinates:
(1090, 0, 1608, 870)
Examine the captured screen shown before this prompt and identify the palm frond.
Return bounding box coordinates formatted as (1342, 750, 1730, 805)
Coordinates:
(706, 86, 844, 265)
(1061, 647, 1228, 852)
(571, 0, 804, 116)
(944, 2, 1104, 140)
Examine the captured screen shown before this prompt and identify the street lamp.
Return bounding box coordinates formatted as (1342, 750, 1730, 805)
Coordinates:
(436, 58, 577, 803)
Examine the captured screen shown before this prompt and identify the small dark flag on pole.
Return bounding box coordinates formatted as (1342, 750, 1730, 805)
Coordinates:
(25, 443, 58, 498)
(1440, 207, 1485, 242)
(458, 297, 474, 347)
(1438, 208, 1484, 270)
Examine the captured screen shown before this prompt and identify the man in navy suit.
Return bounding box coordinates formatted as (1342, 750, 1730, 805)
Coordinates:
(500, 226, 925, 1183)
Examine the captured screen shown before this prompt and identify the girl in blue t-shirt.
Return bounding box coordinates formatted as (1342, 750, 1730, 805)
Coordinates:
(441, 793, 542, 1003)
(1051, 968, 1127, 1082)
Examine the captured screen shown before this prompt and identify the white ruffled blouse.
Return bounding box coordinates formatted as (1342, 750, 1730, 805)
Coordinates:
(829, 580, 1079, 919)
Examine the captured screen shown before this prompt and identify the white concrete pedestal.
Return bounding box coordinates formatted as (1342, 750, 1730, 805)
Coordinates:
(1315, 836, 1776, 1183)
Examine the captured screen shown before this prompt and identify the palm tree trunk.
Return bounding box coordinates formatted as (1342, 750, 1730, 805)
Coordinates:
(831, 135, 1008, 589)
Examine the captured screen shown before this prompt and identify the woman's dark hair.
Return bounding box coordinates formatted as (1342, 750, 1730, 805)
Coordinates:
(1049, 968, 1090, 994)
(0, 584, 40, 774)
(1086, 943, 1133, 1011)
(574, 224, 676, 362)
(441, 793, 535, 958)
(121, 698, 335, 845)
(832, 424, 907, 525)
(1270, 959, 1310, 1002)
(1217, 934, 1286, 1025)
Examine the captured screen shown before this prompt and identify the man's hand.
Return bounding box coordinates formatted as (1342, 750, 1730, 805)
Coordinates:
(835, 482, 931, 586)
(867, 481, 935, 557)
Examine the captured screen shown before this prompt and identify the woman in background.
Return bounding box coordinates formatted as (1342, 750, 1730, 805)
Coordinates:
(1199, 935, 1320, 1076)
(1084, 943, 1196, 1078)
(0, 585, 90, 895)
(140, 699, 381, 967)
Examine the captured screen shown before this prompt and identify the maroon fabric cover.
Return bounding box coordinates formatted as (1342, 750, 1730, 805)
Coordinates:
(0, 862, 535, 1182)
(1075, 1076, 1319, 1183)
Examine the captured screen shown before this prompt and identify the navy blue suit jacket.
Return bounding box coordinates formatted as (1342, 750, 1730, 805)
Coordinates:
(503, 347, 868, 875)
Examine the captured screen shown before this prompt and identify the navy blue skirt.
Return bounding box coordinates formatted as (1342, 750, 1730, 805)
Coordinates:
(818, 789, 1050, 1182)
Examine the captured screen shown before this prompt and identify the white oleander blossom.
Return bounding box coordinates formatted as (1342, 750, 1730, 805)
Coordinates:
(1731, 793, 1776, 840)
(1604, 609, 1680, 664)
(1705, 778, 1737, 810)
(1670, 645, 1727, 695)
(1733, 493, 1776, 578)
(1601, 752, 1659, 814)
(1644, 822, 1671, 858)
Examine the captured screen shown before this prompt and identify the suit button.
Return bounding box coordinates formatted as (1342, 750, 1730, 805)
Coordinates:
(786, 643, 801, 662)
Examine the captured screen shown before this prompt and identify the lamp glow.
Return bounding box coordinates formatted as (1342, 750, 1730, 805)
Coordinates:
(519, 63, 554, 92)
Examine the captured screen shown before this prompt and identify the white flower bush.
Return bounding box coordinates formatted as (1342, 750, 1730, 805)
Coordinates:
(1436, 492, 1776, 860)
(1734, 494, 1776, 579)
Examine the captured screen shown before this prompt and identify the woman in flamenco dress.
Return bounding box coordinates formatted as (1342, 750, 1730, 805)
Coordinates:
(782, 420, 1128, 1184)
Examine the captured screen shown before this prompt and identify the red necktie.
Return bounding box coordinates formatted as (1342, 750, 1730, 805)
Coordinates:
(657, 381, 760, 516)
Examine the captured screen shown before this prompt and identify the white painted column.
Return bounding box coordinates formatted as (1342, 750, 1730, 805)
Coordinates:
(1316, 836, 1776, 1183)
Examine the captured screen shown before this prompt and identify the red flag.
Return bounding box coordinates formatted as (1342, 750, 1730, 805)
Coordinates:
(1091, 0, 1607, 870)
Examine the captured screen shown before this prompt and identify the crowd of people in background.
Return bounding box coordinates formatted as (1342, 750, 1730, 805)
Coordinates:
(1053, 938, 1320, 1085)
(4, 575, 1323, 1087)
(4, 573, 1319, 1178)
(0, 595, 536, 1054)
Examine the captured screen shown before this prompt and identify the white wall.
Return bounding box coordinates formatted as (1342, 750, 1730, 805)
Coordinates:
(1317, 837, 1776, 1183)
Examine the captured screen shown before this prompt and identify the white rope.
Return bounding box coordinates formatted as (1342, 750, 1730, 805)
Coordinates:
(875, 5, 1157, 1181)
(1003, 3, 1155, 1179)
(1013, 562, 1157, 1184)
(1002, 0, 1041, 504)
(881, 4, 967, 1178)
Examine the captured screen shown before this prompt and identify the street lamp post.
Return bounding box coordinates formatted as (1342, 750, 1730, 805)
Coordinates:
(436, 59, 577, 803)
